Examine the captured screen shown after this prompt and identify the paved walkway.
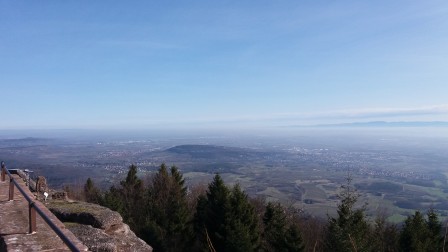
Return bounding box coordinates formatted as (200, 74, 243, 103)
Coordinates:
(0, 174, 88, 251)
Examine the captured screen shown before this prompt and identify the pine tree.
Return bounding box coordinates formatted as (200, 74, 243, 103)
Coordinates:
(193, 194, 209, 251)
(285, 223, 305, 252)
(224, 184, 260, 252)
(166, 166, 191, 250)
(120, 164, 145, 233)
(399, 209, 443, 252)
(370, 212, 399, 252)
(194, 176, 262, 252)
(399, 211, 431, 252)
(102, 185, 124, 213)
(263, 202, 288, 251)
(325, 175, 370, 252)
(263, 202, 304, 252)
(144, 164, 191, 251)
(198, 174, 230, 251)
(84, 177, 102, 204)
(100, 164, 145, 235)
(426, 208, 443, 251)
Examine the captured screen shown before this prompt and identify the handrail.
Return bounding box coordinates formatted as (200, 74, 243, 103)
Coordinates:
(1, 161, 81, 252)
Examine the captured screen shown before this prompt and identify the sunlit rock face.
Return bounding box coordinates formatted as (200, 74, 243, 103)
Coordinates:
(48, 201, 152, 252)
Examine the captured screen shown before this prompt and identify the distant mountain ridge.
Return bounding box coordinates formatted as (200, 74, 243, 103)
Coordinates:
(300, 121, 448, 128)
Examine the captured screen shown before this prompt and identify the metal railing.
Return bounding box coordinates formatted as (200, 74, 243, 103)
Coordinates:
(1, 161, 81, 252)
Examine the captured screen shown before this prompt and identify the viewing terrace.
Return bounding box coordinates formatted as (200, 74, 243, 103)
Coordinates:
(0, 162, 88, 251)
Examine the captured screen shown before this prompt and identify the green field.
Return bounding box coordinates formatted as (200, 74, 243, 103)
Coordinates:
(190, 166, 448, 223)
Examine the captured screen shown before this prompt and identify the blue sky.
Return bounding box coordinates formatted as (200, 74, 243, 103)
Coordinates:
(1, 1, 448, 130)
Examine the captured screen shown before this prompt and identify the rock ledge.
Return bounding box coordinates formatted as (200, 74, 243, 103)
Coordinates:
(48, 200, 152, 252)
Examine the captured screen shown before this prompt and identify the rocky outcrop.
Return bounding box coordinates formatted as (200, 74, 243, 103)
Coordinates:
(36, 176, 48, 193)
(48, 201, 152, 252)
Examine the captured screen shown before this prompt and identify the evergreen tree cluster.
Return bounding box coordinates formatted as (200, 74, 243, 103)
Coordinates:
(324, 175, 447, 252)
(82, 164, 447, 252)
(194, 176, 268, 252)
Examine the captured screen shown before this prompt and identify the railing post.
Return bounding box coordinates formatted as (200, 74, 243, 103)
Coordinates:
(1, 161, 5, 182)
(29, 202, 37, 233)
(9, 178, 14, 201)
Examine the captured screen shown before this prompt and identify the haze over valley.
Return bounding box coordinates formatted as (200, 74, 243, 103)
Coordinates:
(1, 127, 447, 223)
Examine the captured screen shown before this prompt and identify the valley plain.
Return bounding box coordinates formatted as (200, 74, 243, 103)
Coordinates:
(1, 128, 447, 223)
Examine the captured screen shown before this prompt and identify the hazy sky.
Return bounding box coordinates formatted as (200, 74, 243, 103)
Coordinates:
(1, 1, 448, 130)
